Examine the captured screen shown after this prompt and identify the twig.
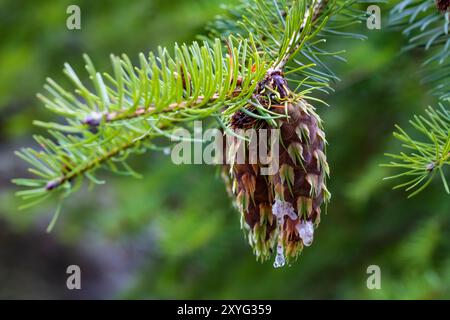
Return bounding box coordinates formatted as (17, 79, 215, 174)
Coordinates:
(82, 90, 243, 126)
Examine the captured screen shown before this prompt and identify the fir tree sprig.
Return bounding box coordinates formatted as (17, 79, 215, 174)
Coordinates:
(390, 0, 450, 99)
(13, 0, 370, 220)
(384, 0, 450, 196)
(207, 0, 373, 95)
(13, 36, 266, 209)
(383, 100, 450, 197)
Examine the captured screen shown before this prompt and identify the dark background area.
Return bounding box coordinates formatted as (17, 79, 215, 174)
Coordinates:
(0, 0, 449, 299)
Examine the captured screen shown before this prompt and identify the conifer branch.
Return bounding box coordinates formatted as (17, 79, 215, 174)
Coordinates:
(207, 0, 373, 94)
(383, 101, 450, 197)
(390, 0, 450, 99)
(13, 0, 370, 213)
(384, 0, 450, 196)
(272, 0, 329, 71)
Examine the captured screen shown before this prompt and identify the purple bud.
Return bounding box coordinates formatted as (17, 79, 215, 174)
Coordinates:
(426, 162, 435, 172)
(45, 180, 60, 191)
(82, 112, 103, 127)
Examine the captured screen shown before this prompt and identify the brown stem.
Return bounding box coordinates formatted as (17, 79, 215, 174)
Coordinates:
(83, 90, 243, 126)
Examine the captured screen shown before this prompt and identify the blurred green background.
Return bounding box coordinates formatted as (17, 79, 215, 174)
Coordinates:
(0, 0, 449, 299)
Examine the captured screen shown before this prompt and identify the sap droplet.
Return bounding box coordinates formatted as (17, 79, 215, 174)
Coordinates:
(273, 243, 285, 268)
(272, 199, 297, 223)
(296, 220, 314, 247)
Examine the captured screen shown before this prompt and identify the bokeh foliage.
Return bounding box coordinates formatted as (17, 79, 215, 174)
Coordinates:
(0, 0, 449, 299)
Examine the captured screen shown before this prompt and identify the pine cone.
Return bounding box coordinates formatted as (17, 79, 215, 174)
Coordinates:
(224, 94, 330, 267)
(436, 0, 449, 13)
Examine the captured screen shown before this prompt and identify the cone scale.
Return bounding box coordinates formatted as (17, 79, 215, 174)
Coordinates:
(223, 70, 330, 267)
(436, 0, 450, 13)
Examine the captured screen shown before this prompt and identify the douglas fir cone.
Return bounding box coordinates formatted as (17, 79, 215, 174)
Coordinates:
(222, 70, 330, 267)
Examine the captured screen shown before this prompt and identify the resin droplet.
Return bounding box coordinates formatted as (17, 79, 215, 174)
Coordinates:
(273, 243, 285, 268)
(272, 199, 297, 223)
(296, 220, 314, 247)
